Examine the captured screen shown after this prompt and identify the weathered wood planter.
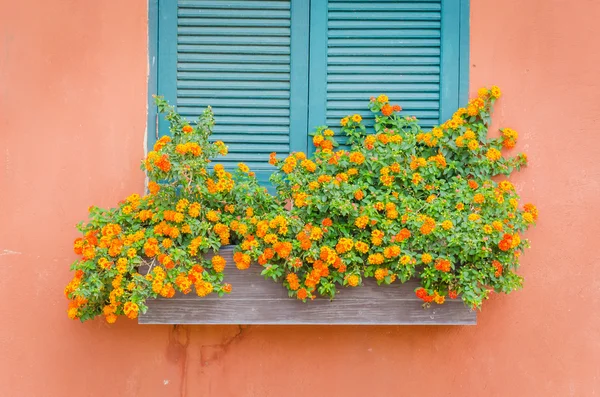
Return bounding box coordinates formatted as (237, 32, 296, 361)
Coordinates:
(139, 246, 476, 325)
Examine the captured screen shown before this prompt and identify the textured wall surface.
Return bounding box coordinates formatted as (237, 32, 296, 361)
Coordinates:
(1, 0, 599, 396)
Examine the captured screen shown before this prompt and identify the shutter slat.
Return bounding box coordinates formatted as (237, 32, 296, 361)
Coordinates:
(178, 71, 290, 82)
(327, 83, 440, 92)
(329, 20, 440, 29)
(329, 38, 440, 47)
(179, 17, 291, 27)
(178, 26, 291, 36)
(178, 81, 290, 90)
(178, 98, 290, 108)
(179, 1, 290, 10)
(177, 88, 290, 99)
(329, 2, 441, 11)
(179, 44, 290, 55)
(178, 36, 290, 45)
(328, 47, 440, 56)
(327, 91, 439, 100)
(328, 100, 439, 110)
(178, 62, 291, 73)
(328, 65, 440, 74)
(328, 11, 441, 20)
(329, 29, 441, 38)
(328, 56, 440, 65)
(327, 74, 439, 83)
(178, 9, 290, 19)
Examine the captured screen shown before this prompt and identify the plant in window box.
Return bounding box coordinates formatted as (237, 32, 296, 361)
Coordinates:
(65, 87, 538, 323)
(65, 97, 278, 323)
(237, 87, 537, 309)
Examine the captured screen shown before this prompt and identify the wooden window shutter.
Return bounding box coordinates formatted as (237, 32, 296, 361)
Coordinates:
(156, 0, 310, 186)
(308, 0, 469, 150)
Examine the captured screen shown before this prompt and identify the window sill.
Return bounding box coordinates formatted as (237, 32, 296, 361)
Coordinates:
(139, 246, 476, 325)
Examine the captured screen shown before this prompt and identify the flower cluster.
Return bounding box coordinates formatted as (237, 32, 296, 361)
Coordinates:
(65, 96, 277, 323)
(239, 87, 536, 309)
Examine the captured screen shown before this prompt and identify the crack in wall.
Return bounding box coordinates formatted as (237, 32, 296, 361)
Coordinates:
(200, 325, 249, 370)
(167, 325, 190, 397)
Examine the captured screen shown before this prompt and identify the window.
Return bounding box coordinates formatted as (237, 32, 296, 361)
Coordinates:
(148, 0, 469, 186)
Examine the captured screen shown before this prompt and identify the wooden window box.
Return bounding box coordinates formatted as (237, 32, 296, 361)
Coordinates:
(139, 246, 476, 325)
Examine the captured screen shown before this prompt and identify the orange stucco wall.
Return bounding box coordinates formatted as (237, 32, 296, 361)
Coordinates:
(1, 0, 599, 396)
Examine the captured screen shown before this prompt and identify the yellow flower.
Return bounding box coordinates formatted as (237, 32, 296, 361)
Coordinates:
(421, 253, 432, 264)
(523, 212, 534, 223)
(468, 213, 481, 221)
(491, 85, 502, 98)
(340, 117, 349, 126)
(464, 129, 476, 140)
(467, 140, 479, 151)
(238, 163, 250, 173)
(355, 241, 369, 254)
(323, 129, 334, 137)
(352, 114, 362, 123)
(377, 94, 388, 103)
(441, 220, 453, 230)
(346, 274, 360, 287)
(486, 148, 502, 162)
(478, 87, 489, 98)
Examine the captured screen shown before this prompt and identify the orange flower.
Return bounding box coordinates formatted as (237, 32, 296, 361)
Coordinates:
(492, 260, 503, 277)
(381, 104, 393, 116)
(154, 154, 171, 172)
(395, 228, 411, 242)
(322, 218, 333, 227)
(269, 152, 278, 165)
(374, 268, 389, 281)
(123, 302, 139, 319)
(211, 255, 226, 273)
(349, 152, 365, 165)
(286, 273, 300, 291)
(297, 288, 308, 300)
(148, 181, 160, 195)
(419, 216, 436, 235)
(182, 125, 193, 133)
(523, 203, 539, 220)
(434, 259, 451, 272)
(346, 274, 360, 287)
(355, 216, 369, 229)
(233, 252, 251, 270)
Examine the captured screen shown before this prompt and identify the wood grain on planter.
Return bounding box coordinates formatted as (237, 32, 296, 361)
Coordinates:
(139, 246, 476, 325)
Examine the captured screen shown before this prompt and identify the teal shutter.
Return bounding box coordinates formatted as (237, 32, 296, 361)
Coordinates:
(156, 0, 309, 185)
(308, 0, 468, 149)
(152, 0, 469, 172)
